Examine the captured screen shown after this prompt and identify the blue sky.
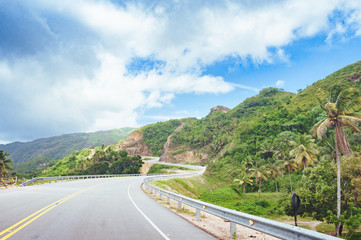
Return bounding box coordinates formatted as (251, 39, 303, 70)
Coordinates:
(1, 0, 361, 143)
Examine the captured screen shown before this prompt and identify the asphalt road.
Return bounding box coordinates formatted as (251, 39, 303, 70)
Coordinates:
(0, 177, 216, 240)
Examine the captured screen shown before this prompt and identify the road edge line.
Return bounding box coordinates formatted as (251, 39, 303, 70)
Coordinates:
(128, 182, 170, 240)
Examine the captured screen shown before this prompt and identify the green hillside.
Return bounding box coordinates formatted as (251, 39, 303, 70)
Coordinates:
(148, 61, 361, 237)
(137, 118, 196, 156)
(4, 127, 134, 173)
(170, 88, 295, 159)
(42, 146, 142, 176)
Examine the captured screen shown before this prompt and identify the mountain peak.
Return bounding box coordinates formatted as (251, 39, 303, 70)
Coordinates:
(210, 105, 230, 113)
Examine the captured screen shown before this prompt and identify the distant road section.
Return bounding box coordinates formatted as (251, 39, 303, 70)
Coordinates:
(0, 177, 215, 240)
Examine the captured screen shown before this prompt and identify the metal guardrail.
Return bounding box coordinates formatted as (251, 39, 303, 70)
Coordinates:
(21, 173, 169, 186)
(143, 174, 340, 240)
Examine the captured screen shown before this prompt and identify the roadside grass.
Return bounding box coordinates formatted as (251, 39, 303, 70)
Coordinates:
(154, 175, 286, 217)
(147, 164, 195, 174)
(153, 175, 361, 238)
(316, 222, 335, 233)
(316, 223, 361, 240)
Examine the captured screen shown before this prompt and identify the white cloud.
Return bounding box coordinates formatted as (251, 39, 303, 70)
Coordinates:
(231, 83, 260, 93)
(276, 80, 285, 87)
(2, 0, 361, 141)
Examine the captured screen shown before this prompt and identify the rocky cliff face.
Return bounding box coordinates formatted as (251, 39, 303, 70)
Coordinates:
(160, 148, 209, 164)
(117, 131, 153, 156)
(159, 122, 209, 164)
(210, 105, 230, 113)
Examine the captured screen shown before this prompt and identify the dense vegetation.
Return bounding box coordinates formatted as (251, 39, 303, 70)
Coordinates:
(171, 88, 295, 159)
(42, 146, 143, 176)
(152, 61, 361, 237)
(138, 118, 195, 156)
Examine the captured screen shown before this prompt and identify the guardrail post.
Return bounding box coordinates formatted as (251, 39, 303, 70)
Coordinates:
(41, 179, 43, 184)
(167, 195, 170, 204)
(230, 222, 236, 239)
(159, 192, 162, 200)
(55, 178, 57, 183)
(178, 200, 182, 210)
(196, 209, 201, 221)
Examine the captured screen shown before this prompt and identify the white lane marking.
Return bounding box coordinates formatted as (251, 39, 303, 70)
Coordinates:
(128, 182, 171, 240)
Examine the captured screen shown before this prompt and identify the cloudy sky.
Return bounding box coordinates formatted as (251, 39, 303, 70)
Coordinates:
(1, 0, 361, 143)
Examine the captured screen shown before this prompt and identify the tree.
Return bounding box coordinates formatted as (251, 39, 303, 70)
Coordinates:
(273, 131, 297, 161)
(86, 162, 109, 175)
(0, 150, 13, 177)
(281, 158, 297, 192)
(268, 160, 283, 197)
(298, 160, 361, 237)
(241, 156, 254, 172)
(250, 161, 269, 199)
(234, 171, 253, 198)
(289, 134, 319, 169)
(311, 87, 361, 236)
(258, 141, 274, 159)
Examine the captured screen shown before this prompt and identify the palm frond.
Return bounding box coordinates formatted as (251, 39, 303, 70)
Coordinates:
(311, 119, 326, 137)
(289, 147, 300, 157)
(315, 118, 333, 140)
(339, 115, 361, 124)
(308, 152, 318, 161)
(338, 116, 361, 133)
(340, 96, 361, 115)
(295, 153, 304, 165)
(335, 88, 356, 111)
(349, 112, 361, 119)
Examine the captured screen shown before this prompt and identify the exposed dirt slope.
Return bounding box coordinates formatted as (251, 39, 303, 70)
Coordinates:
(117, 131, 153, 156)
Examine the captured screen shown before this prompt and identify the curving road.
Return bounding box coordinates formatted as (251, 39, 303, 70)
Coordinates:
(0, 170, 215, 239)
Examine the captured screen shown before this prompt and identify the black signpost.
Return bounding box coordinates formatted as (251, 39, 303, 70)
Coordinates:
(291, 192, 301, 226)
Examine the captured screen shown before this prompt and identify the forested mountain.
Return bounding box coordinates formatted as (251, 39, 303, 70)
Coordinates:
(94, 61, 361, 182)
(129, 61, 361, 182)
(2, 128, 134, 168)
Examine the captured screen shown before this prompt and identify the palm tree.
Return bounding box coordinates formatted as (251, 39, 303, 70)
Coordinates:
(241, 156, 254, 171)
(281, 158, 298, 192)
(259, 142, 274, 159)
(234, 172, 253, 198)
(311, 87, 361, 236)
(250, 161, 269, 199)
(289, 134, 319, 169)
(0, 150, 13, 177)
(268, 160, 283, 197)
